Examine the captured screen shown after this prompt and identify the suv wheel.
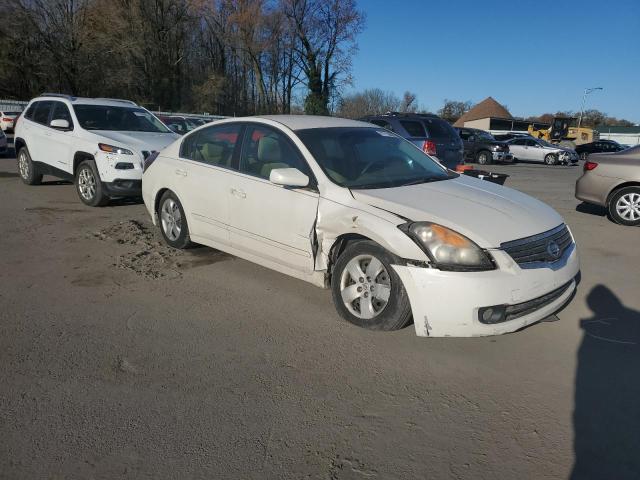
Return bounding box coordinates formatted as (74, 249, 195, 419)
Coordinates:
(331, 240, 412, 331)
(17, 147, 42, 185)
(544, 153, 557, 165)
(158, 190, 193, 249)
(609, 187, 640, 226)
(75, 160, 108, 206)
(476, 151, 492, 165)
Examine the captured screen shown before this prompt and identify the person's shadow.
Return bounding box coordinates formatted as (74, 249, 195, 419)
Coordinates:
(572, 285, 640, 479)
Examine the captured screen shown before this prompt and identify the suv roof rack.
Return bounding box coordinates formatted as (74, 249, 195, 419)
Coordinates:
(94, 98, 138, 106)
(40, 93, 76, 100)
(382, 111, 438, 118)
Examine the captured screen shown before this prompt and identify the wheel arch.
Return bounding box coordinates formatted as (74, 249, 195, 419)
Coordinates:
(606, 181, 640, 206)
(14, 137, 26, 154)
(72, 151, 95, 175)
(154, 188, 171, 215)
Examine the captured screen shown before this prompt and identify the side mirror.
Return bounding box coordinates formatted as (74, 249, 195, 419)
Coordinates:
(50, 119, 70, 130)
(269, 168, 309, 187)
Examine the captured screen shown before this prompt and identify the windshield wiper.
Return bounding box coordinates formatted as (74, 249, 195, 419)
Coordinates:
(398, 177, 447, 187)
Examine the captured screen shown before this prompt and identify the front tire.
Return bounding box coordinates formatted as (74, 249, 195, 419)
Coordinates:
(331, 240, 412, 331)
(17, 147, 42, 185)
(544, 153, 557, 165)
(476, 151, 492, 165)
(158, 190, 193, 249)
(608, 187, 640, 226)
(75, 160, 108, 206)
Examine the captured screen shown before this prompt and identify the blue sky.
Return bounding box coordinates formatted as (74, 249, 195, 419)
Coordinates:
(350, 0, 640, 122)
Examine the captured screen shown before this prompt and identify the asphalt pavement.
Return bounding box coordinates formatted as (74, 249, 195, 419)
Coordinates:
(1, 137, 639, 479)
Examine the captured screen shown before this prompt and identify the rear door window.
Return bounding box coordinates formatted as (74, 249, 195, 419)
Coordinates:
(32, 101, 53, 125)
(399, 120, 426, 137)
(24, 102, 38, 120)
(181, 123, 242, 169)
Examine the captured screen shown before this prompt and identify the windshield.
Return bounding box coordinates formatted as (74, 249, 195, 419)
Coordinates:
(477, 131, 495, 141)
(73, 105, 170, 133)
(296, 127, 454, 189)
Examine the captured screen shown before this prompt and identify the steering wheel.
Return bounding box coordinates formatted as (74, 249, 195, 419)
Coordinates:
(360, 156, 404, 177)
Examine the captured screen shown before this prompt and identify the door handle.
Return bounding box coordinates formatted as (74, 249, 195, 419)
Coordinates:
(175, 169, 187, 177)
(230, 187, 246, 199)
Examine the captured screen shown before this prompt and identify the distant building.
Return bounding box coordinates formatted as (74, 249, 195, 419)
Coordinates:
(596, 125, 640, 146)
(453, 96, 549, 132)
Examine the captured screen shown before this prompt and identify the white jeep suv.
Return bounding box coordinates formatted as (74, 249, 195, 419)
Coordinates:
(14, 94, 179, 206)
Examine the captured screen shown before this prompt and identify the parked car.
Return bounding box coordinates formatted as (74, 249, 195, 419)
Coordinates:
(158, 115, 204, 135)
(506, 137, 579, 165)
(0, 128, 7, 156)
(456, 127, 513, 165)
(0, 110, 20, 132)
(575, 140, 626, 160)
(575, 146, 640, 226)
(142, 115, 579, 337)
(14, 94, 179, 206)
(360, 112, 464, 169)
(493, 132, 533, 142)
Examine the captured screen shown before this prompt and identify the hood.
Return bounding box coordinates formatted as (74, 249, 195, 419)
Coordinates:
(351, 175, 564, 248)
(93, 130, 180, 153)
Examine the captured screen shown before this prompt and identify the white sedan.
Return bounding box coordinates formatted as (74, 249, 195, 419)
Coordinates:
(507, 137, 579, 165)
(142, 116, 580, 337)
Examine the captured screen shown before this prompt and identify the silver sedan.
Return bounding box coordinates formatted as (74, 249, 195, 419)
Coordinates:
(507, 137, 578, 165)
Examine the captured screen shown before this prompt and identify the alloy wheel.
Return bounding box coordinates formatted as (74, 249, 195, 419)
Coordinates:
(160, 198, 182, 241)
(18, 151, 29, 179)
(340, 254, 391, 319)
(77, 167, 96, 200)
(616, 193, 640, 222)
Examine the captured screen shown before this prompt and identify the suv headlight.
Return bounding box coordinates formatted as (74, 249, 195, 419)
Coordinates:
(399, 222, 495, 271)
(99, 143, 133, 155)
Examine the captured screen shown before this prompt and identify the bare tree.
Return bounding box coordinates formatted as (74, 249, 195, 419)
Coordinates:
(438, 99, 472, 123)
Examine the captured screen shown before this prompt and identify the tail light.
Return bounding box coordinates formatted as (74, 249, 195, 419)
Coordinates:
(584, 161, 598, 172)
(143, 151, 159, 172)
(422, 140, 437, 156)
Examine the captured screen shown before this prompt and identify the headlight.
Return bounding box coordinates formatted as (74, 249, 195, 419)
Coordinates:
(399, 222, 495, 271)
(98, 143, 133, 155)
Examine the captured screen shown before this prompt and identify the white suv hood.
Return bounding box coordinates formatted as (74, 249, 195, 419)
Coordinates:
(351, 175, 563, 248)
(93, 130, 179, 153)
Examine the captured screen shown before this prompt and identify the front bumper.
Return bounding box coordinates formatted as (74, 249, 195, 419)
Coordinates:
(492, 151, 514, 162)
(393, 244, 580, 337)
(103, 179, 142, 197)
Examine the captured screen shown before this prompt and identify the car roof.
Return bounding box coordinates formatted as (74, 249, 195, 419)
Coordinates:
(35, 95, 139, 108)
(254, 115, 372, 131)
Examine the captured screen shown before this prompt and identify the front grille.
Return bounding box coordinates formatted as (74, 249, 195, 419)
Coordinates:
(501, 224, 573, 266)
(504, 281, 573, 322)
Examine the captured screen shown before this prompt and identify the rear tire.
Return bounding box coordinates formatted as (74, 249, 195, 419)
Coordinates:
(476, 151, 492, 165)
(75, 160, 108, 207)
(608, 187, 640, 226)
(544, 154, 557, 165)
(158, 190, 193, 249)
(331, 240, 412, 331)
(17, 147, 42, 185)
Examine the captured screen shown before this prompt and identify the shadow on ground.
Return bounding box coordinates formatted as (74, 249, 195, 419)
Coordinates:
(576, 202, 607, 218)
(572, 285, 640, 479)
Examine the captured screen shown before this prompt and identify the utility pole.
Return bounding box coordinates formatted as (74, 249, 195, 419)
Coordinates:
(578, 87, 603, 129)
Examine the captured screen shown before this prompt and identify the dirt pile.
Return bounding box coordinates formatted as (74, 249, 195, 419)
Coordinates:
(94, 220, 230, 279)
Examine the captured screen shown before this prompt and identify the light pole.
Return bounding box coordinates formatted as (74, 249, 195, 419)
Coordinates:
(578, 87, 603, 129)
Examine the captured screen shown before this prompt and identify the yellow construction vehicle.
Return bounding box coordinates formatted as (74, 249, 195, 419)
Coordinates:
(528, 117, 598, 147)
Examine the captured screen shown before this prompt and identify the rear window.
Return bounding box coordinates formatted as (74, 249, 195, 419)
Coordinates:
(399, 120, 426, 137)
(421, 118, 456, 139)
